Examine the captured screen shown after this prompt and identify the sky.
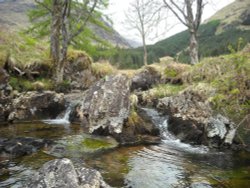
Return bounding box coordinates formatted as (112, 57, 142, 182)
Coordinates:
(105, 0, 235, 44)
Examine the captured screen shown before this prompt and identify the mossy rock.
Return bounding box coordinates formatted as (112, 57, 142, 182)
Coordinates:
(46, 135, 118, 158)
(164, 63, 190, 78)
(67, 49, 93, 70)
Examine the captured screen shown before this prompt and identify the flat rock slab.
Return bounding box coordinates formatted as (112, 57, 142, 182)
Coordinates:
(26, 158, 111, 188)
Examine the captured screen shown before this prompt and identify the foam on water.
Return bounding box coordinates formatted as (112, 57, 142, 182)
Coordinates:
(141, 108, 209, 154)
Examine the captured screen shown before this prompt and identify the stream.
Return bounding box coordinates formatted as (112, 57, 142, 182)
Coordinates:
(0, 108, 250, 188)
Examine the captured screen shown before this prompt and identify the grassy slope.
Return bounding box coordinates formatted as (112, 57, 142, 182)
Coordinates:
(144, 48, 250, 123)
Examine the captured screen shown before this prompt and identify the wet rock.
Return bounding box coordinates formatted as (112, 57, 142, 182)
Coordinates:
(74, 74, 130, 135)
(26, 158, 111, 188)
(0, 137, 53, 157)
(0, 68, 12, 122)
(8, 91, 65, 122)
(113, 108, 161, 145)
(157, 91, 236, 148)
(45, 135, 118, 158)
(131, 66, 162, 91)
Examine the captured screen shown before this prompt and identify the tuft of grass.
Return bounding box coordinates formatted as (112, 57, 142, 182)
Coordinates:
(126, 108, 143, 127)
(91, 60, 117, 77)
(143, 84, 185, 99)
(138, 84, 186, 106)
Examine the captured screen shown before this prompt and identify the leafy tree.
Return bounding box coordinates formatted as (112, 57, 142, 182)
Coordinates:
(30, 0, 109, 83)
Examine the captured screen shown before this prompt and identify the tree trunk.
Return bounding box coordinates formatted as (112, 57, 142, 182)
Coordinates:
(142, 34, 148, 66)
(50, 0, 62, 64)
(189, 31, 199, 65)
(54, 0, 71, 84)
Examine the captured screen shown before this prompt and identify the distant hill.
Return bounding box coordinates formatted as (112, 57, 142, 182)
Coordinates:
(205, 0, 250, 34)
(148, 0, 250, 63)
(0, 0, 131, 48)
(109, 0, 250, 68)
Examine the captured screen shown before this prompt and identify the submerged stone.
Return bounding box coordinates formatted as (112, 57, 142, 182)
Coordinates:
(46, 135, 118, 158)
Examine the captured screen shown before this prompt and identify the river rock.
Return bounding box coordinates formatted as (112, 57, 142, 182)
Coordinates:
(131, 66, 162, 91)
(8, 91, 65, 122)
(0, 137, 53, 157)
(113, 108, 161, 145)
(26, 158, 111, 188)
(0, 68, 12, 122)
(74, 74, 130, 135)
(157, 90, 236, 148)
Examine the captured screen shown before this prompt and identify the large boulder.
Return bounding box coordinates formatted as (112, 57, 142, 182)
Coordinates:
(157, 90, 237, 148)
(73, 74, 131, 135)
(26, 158, 111, 188)
(8, 91, 65, 122)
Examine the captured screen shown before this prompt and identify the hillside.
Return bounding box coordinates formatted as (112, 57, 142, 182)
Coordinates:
(149, 0, 250, 63)
(108, 0, 250, 68)
(0, 0, 130, 48)
(206, 0, 250, 34)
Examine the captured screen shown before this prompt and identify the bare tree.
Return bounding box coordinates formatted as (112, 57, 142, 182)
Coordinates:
(125, 0, 162, 66)
(163, 0, 205, 64)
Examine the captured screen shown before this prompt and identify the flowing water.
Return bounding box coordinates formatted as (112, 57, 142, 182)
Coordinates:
(0, 108, 250, 188)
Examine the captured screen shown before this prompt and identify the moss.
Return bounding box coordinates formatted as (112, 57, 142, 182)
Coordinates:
(9, 77, 54, 92)
(165, 68, 178, 78)
(126, 109, 143, 127)
(82, 138, 113, 150)
(67, 49, 93, 70)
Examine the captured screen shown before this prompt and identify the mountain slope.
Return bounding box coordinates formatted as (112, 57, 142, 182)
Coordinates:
(206, 0, 250, 34)
(0, 0, 130, 48)
(108, 0, 250, 68)
(149, 0, 250, 63)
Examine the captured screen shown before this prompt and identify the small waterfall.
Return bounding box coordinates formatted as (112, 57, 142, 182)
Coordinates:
(141, 108, 209, 154)
(42, 106, 72, 125)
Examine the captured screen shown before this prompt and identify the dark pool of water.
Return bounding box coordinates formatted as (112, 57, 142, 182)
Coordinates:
(0, 121, 250, 188)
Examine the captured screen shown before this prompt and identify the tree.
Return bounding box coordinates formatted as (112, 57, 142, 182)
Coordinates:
(162, 0, 205, 64)
(125, 0, 162, 66)
(32, 0, 108, 83)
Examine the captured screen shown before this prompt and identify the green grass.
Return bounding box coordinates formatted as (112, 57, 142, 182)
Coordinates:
(184, 49, 250, 122)
(0, 29, 50, 68)
(99, 19, 250, 68)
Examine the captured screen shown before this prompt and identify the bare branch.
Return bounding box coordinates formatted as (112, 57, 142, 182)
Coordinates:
(162, 0, 189, 27)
